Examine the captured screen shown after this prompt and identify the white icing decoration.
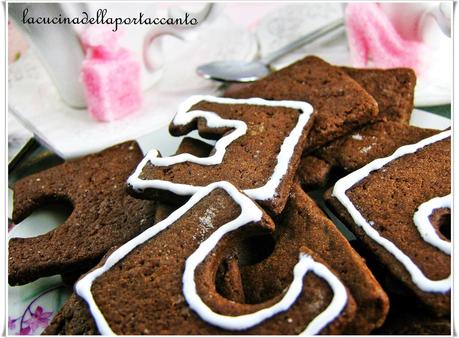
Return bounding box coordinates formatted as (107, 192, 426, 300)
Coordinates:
(184, 250, 347, 335)
(413, 194, 451, 255)
(76, 181, 347, 335)
(127, 95, 314, 202)
(352, 133, 363, 140)
(332, 130, 451, 293)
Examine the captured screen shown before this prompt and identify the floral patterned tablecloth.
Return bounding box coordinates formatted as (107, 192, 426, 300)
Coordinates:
(8, 207, 72, 335)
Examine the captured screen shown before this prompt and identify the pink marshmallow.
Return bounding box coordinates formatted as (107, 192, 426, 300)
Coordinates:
(345, 3, 429, 76)
(80, 27, 142, 122)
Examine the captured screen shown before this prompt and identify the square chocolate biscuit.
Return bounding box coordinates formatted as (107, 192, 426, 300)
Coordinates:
(224, 56, 379, 151)
(341, 67, 416, 124)
(326, 131, 451, 315)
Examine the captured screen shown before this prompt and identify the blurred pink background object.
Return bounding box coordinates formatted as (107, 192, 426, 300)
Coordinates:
(80, 27, 142, 122)
(345, 3, 429, 75)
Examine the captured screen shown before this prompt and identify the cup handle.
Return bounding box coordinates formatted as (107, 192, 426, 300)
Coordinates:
(143, 28, 184, 72)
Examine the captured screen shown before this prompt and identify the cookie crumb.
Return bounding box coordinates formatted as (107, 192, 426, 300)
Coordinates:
(360, 144, 375, 154)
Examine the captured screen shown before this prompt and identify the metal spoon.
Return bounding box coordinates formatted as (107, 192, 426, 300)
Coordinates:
(196, 18, 344, 82)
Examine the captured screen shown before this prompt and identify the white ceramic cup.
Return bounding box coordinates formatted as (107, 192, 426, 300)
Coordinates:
(9, 3, 223, 107)
(9, 3, 161, 108)
(142, 4, 225, 89)
(84, 3, 220, 91)
(9, 3, 87, 108)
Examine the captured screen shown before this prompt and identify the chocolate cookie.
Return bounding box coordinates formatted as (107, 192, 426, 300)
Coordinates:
(216, 255, 246, 304)
(128, 95, 315, 214)
(42, 293, 99, 335)
(374, 299, 451, 335)
(9, 141, 156, 286)
(349, 240, 451, 335)
(174, 136, 214, 158)
(296, 155, 332, 190)
(52, 182, 355, 334)
(315, 121, 439, 172)
(224, 56, 379, 151)
(154, 202, 178, 224)
(45, 260, 247, 334)
(152, 137, 214, 224)
(152, 137, 245, 303)
(298, 122, 440, 189)
(239, 182, 388, 334)
(326, 131, 451, 315)
(341, 67, 416, 124)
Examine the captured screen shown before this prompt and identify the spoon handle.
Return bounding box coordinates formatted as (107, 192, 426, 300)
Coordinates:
(259, 18, 345, 66)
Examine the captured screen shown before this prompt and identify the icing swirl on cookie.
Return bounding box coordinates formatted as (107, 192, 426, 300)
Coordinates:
(332, 130, 451, 293)
(127, 95, 313, 201)
(76, 182, 347, 335)
(184, 248, 347, 334)
(413, 194, 451, 255)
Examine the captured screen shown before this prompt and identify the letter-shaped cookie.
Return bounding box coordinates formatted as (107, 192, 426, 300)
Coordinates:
(75, 182, 356, 335)
(127, 95, 314, 214)
(8, 141, 156, 285)
(239, 182, 389, 334)
(326, 130, 451, 315)
(153, 137, 245, 303)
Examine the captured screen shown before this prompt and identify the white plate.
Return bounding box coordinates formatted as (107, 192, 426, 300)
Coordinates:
(409, 109, 451, 129)
(255, 3, 452, 107)
(7, 108, 450, 335)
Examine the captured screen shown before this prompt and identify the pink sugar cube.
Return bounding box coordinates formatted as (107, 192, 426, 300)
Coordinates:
(82, 50, 142, 122)
(80, 25, 120, 53)
(80, 27, 142, 122)
(345, 3, 429, 76)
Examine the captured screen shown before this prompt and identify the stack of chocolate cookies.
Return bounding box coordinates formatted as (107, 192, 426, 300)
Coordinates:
(9, 56, 450, 335)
